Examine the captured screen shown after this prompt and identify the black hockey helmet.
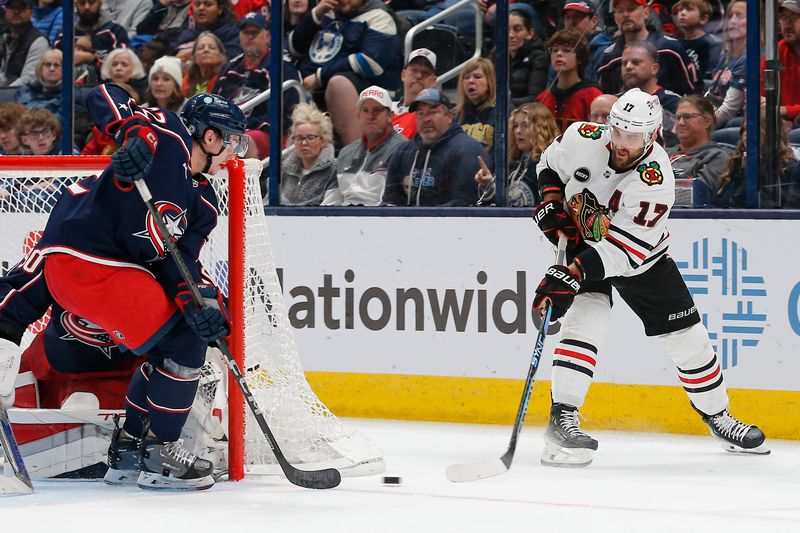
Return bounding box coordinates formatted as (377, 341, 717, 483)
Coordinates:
(180, 93, 248, 157)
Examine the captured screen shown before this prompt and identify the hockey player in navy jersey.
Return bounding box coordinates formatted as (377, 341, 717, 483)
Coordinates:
(28, 84, 247, 490)
(531, 88, 768, 467)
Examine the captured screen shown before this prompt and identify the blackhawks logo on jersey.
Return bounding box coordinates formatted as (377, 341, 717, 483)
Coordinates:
(637, 161, 664, 186)
(577, 123, 605, 140)
(567, 188, 611, 242)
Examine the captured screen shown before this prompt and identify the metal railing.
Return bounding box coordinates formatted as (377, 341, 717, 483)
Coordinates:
(403, 0, 483, 86)
(239, 79, 308, 113)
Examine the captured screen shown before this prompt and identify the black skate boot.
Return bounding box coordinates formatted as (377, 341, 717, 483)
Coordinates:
(137, 434, 215, 491)
(541, 402, 598, 467)
(695, 405, 770, 455)
(104, 415, 141, 485)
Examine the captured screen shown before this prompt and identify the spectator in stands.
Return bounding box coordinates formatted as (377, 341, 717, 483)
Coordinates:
(762, 0, 800, 123)
(456, 57, 497, 155)
(100, 48, 147, 96)
(391, 48, 437, 140)
(507, 7, 548, 106)
(383, 88, 484, 206)
(175, 0, 241, 62)
(589, 93, 617, 123)
(230, 0, 268, 19)
(596, 0, 697, 96)
(620, 40, 681, 146)
(18, 107, 62, 154)
(135, 0, 192, 55)
(285, 0, 310, 34)
(474, 102, 557, 207)
(536, 29, 602, 131)
(15, 48, 61, 118)
(273, 102, 338, 206)
(182, 31, 226, 97)
(73, 34, 99, 85)
(0, 0, 49, 87)
(715, 107, 800, 208)
(668, 94, 731, 202)
(322, 86, 405, 206)
(562, 0, 611, 83)
(673, 0, 722, 80)
(103, 0, 150, 40)
(0, 102, 27, 155)
(213, 12, 301, 140)
(56, 0, 131, 68)
(142, 55, 184, 112)
(706, 0, 746, 127)
(290, 0, 402, 146)
(32, 0, 63, 46)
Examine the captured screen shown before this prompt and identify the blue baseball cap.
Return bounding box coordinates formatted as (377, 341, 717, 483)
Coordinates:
(240, 11, 269, 30)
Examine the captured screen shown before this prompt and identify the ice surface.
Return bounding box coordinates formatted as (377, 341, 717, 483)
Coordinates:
(2, 419, 800, 532)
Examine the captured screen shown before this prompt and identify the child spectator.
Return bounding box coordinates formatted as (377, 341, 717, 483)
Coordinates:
(673, 0, 723, 81)
(0, 102, 27, 155)
(18, 107, 61, 155)
(73, 35, 99, 86)
(536, 29, 602, 131)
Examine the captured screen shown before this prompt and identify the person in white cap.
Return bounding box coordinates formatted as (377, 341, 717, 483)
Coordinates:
(143, 55, 184, 112)
(323, 85, 406, 205)
(391, 48, 437, 139)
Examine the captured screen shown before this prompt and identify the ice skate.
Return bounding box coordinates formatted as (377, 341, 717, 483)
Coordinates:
(696, 406, 770, 455)
(104, 417, 141, 486)
(137, 436, 215, 491)
(541, 403, 598, 467)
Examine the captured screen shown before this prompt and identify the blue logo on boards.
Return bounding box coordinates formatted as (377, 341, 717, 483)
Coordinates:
(676, 238, 767, 369)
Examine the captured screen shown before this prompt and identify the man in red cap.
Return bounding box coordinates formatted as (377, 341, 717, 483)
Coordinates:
(596, 0, 698, 96)
(561, 0, 612, 82)
(761, 0, 800, 122)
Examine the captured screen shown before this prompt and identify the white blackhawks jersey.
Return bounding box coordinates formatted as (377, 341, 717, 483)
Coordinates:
(536, 121, 674, 279)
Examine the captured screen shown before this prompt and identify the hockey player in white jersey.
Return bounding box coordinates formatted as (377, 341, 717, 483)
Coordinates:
(531, 88, 768, 467)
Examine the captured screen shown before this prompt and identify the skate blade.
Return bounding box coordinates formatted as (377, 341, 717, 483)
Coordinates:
(103, 469, 140, 486)
(136, 471, 215, 491)
(714, 436, 771, 455)
(540, 442, 594, 468)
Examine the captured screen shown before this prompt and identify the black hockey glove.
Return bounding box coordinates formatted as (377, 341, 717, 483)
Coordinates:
(532, 265, 581, 322)
(111, 118, 157, 183)
(175, 282, 231, 343)
(532, 200, 581, 249)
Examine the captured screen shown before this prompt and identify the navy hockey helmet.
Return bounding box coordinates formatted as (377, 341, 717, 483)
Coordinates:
(180, 93, 249, 157)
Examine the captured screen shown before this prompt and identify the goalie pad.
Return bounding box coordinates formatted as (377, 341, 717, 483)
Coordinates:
(0, 337, 23, 407)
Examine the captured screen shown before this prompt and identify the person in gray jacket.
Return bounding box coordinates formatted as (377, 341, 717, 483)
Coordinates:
(323, 86, 406, 206)
(276, 102, 339, 206)
(382, 88, 485, 206)
(667, 95, 732, 203)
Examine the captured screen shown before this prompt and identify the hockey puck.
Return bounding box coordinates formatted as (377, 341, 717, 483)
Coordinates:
(382, 476, 402, 485)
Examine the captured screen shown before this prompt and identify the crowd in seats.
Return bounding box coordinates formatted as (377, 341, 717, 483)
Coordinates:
(0, 0, 795, 208)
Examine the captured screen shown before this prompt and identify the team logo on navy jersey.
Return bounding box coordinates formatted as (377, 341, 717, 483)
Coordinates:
(577, 123, 605, 140)
(637, 161, 664, 186)
(134, 201, 188, 259)
(309, 29, 343, 64)
(567, 188, 610, 242)
(573, 167, 591, 182)
(59, 311, 116, 358)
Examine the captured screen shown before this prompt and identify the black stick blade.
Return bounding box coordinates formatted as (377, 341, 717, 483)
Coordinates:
(288, 467, 341, 489)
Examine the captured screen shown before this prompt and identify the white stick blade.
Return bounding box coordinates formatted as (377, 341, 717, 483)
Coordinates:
(445, 458, 508, 482)
(0, 475, 33, 495)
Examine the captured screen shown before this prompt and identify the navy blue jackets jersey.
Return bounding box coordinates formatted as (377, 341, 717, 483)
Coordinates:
(38, 84, 218, 298)
(54, 16, 131, 64)
(212, 52, 301, 132)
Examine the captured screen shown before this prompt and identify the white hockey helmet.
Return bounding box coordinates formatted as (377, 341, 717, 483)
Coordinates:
(607, 88, 663, 150)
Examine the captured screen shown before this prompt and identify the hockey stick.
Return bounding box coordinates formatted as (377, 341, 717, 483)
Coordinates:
(0, 402, 33, 494)
(446, 236, 567, 482)
(133, 179, 341, 490)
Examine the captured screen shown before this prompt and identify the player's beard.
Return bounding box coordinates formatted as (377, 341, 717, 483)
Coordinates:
(611, 145, 644, 169)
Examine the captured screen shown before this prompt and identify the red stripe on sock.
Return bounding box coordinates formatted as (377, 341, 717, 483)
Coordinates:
(554, 347, 597, 366)
(679, 365, 721, 384)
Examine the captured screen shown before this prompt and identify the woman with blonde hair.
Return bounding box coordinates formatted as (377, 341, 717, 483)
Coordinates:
(475, 102, 560, 207)
(267, 103, 338, 206)
(182, 32, 227, 98)
(100, 48, 148, 97)
(706, 0, 747, 127)
(456, 57, 497, 154)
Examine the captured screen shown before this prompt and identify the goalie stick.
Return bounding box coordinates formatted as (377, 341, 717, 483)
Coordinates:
(0, 402, 33, 494)
(133, 175, 341, 490)
(446, 236, 567, 482)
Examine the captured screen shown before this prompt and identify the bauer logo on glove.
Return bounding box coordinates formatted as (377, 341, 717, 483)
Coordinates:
(532, 265, 581, 322)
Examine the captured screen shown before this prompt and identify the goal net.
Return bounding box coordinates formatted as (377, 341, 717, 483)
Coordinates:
(0, 156, 384, 480)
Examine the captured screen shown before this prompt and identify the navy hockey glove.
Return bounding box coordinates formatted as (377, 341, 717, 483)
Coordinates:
(532, 265, 581, 322)
(111, 118, 158, 183)
(532, 200, 581, 249)
(175, 282, 231, 343)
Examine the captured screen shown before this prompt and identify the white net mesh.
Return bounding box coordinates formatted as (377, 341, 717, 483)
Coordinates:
(0, 157, 384, 477)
